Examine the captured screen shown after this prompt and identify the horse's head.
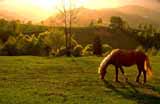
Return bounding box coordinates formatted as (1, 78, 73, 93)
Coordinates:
(98, 54, 112, 80)
(98, 66, 106, 80)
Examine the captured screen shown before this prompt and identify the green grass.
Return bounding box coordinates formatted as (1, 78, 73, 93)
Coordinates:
(0, 56, 159, 104)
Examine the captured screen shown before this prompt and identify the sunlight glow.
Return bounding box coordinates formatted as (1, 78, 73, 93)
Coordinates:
(1, 0, 155, 22)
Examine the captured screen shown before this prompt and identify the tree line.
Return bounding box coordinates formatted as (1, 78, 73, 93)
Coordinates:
(0, 15, 160, 56)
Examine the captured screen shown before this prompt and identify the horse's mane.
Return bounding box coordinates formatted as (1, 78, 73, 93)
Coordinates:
(98, 49, 120, 74)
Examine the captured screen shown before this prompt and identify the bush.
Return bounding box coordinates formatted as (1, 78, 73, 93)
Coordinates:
(102, 44, 112, 54)
(72, 45, 83, 57)
(136, 45, 145, 52)
(16, 34, 34, 55)
(1, 36, 17, 56)
(71, 37, 78, 49)
(82, 44, 93, 56)
(32, 33, 49, 56)
(43, 29, 65, 54)
(56, 47, 67, 57)
(147, 47, 158, 56)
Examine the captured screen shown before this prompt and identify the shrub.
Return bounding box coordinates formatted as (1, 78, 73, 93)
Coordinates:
(32, 33, 49, 56)
(82, 44, 93, 56)
(56, 47, 67, 57)
(102, 44, 112, 54)
(147, 47, 158, 56)
(1, 36, 17, 56)
(101, 44, 112, 56)
(72, 44, 83, 57)
(71, 37, 78, 49)
(16, 34, 34, 55)
(136, 45, 145, 52)
(44, 29, 65, 54)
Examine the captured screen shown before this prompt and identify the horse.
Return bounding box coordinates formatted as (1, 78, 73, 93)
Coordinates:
(98, 49, 152, 84)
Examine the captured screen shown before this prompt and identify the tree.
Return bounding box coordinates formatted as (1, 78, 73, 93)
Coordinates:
(59, 0, 78, 56)
(109, 16, 124, 30)
(97, 18, 103, 24)
(89, 20, 95, 27)
(44, 29, 65, 55)
(93, 35, 102, 56)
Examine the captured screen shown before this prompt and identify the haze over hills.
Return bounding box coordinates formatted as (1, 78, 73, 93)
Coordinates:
(0, 8, 46, 23)
(44, 5, 160, 27)
(0, 4, 160, 27)
(0, 9, 22, 20)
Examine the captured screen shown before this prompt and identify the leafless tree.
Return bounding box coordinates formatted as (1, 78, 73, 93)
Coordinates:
(58, 0, 78, 56)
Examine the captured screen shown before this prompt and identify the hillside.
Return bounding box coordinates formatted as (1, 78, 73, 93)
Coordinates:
(117, 5, 160, 26)
(44, 5, 160, 27)
(72, 27, 139, 49)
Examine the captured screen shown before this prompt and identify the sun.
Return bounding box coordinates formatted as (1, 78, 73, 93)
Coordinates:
(33, 0, 86, 10)
(33, 0, 58, 11)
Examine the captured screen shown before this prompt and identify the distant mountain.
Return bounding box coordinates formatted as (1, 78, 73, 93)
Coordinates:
(117, 5, 160, 26)
(0, 9, 41, 23)
(44, 5, 160, 27)
(0, 9, 21, 20)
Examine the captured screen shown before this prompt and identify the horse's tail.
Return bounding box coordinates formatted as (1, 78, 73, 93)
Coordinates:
(144, 57, 153, 78)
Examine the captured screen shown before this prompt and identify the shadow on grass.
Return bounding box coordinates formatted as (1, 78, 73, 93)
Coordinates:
(103, 80, 160, 104)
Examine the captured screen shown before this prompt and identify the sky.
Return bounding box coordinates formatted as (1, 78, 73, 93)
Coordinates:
(0, 0, 160, 22)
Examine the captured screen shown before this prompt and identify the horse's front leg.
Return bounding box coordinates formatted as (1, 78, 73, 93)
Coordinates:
(115, 66, 120, 82)
(119, 66, 128, 82)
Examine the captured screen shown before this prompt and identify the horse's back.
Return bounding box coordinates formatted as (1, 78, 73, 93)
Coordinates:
(110, 49, 147, 66)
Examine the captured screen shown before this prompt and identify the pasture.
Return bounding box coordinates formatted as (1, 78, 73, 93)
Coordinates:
(0, 56, 159, 104)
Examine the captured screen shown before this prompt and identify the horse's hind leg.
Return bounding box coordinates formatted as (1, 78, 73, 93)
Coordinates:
(136, 65, 142, 83)
(136, 70, 141, 83)
(119, 66, 128, 82)
(143, 70, 147, 84)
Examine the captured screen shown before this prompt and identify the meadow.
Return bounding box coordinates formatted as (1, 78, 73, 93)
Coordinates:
(0, 56, 159, 104)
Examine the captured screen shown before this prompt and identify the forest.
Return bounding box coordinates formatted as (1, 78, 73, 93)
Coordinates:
(0, 16, 160, 56)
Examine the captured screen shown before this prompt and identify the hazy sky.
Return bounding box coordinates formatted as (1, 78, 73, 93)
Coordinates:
(0, 0, 159, 22)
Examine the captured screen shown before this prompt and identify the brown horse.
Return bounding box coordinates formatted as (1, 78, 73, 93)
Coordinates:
(98, 49, 152, 83)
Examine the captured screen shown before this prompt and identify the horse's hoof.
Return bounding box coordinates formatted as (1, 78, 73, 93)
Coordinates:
(143, 82, 146, 85)
(100, 78, 105, 81)
(115, 80, 120, 83)
(125, 78, 128, 82)
(136, 80, 139, 83)
(136, 81, 140, 84)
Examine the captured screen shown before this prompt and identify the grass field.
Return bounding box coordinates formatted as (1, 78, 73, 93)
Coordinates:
(0, 56, 160, 104)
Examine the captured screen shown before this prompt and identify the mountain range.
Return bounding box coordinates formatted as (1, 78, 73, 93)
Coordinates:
(44, 5, 160, 27)
(0, 5, 160, 27)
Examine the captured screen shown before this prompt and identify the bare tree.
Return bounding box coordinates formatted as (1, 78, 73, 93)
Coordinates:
(59, 0, 78, 56)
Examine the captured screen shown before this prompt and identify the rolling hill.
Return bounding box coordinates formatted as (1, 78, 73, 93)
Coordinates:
(44, 5, 160, 27)
(71, 27, 139, 49)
